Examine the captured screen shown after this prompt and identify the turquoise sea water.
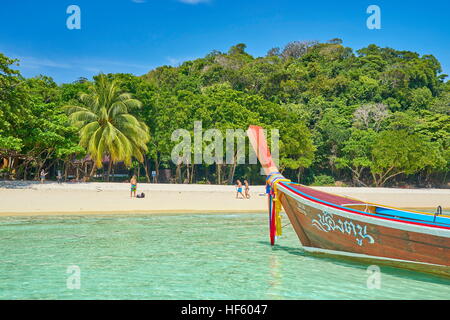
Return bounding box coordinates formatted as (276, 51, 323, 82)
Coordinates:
(0, 212, 449, 300)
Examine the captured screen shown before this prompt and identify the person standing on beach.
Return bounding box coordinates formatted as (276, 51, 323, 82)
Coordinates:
(130, 175, 137, 198)
(40, 170, 47, 184)
(57, 170, 63, 184)
(244, 180, 250, 199)
(236, 180, 245, 199)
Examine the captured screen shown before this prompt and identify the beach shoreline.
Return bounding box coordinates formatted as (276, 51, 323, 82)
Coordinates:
(0, 181, 449, 217)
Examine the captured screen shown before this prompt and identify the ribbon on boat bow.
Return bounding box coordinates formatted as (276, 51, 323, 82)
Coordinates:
(267, 173, 291, 246)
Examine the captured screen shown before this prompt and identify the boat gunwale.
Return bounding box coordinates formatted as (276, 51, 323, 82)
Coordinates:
(279, 182, 450, 231)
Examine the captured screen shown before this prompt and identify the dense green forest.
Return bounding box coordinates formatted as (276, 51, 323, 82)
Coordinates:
(0, 39, 449, 187)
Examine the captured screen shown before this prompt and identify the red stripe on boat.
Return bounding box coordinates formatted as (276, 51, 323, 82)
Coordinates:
(282, 183, 450, 230)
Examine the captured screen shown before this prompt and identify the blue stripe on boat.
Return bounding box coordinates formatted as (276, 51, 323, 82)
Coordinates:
(376, 207, 450, 225)
(281, 182, 450, 228)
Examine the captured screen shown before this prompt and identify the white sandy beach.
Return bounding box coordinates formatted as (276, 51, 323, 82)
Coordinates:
(0, 181, 449, 216)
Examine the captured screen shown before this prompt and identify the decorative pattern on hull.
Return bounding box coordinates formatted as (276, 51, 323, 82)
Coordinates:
(311, 211, 375, 246)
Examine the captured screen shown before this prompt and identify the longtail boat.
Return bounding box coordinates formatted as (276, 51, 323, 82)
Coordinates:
(247, 125, 450, 278)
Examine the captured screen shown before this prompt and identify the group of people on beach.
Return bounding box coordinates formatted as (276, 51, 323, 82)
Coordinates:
(131, 176, 251, 200)
(42, 170, 250, 201)
(235, 179, 251, 199)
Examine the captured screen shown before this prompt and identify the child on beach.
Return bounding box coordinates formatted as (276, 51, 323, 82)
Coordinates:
(236, 180, 245, 199)
(130, 175, 137, 198)
(40, 170, 47, 184)
(244, 180, 250, 199)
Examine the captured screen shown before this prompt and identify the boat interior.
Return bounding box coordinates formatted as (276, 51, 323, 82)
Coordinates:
(341, 203, 450, 226)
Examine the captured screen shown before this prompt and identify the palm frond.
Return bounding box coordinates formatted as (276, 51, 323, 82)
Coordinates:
(66, 74, 151, 167)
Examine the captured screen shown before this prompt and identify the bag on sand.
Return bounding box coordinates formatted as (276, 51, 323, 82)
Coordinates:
(136, 192, 145, 199)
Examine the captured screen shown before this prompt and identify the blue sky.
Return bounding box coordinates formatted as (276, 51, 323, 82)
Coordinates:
(1, 0, 449, 83)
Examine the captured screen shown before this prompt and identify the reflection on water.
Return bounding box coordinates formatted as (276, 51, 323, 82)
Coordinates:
(0, 212, 448, 299)
(267, 253, 282, 299)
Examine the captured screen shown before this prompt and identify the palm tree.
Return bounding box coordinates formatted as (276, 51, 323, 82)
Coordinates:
(65, 74, 150, 181)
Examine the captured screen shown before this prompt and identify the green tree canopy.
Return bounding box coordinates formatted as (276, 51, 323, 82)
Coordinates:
(65, 74, 150, 170)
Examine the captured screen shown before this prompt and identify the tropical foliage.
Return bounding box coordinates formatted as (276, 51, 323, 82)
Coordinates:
(64, 74, 150, 180)
(0, 39, 449, 186)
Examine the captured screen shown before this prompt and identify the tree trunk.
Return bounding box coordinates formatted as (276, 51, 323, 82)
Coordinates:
(186, 164, 190, 184)
(35, 164, 42, 181)
(106, 160, 113, 182)
(20, 160, 26, 180)
(154, 158, 160, 183)
(297, 167, 304, 183)
(204, 166, 209, 183)
(23, 162, 28, 181)
(228, 163, 237, 185)
(64, 161, 69, 181)
(8, 157, 14, 179)
(176, 163, 181, 184)
(216, 164, 221, 185)
(137, 163, 140, 182)
(76, 166, 80, 181)
(190, 164, 195, 184)
(144, 156, 150, 183)
(89, 164, 96, 180)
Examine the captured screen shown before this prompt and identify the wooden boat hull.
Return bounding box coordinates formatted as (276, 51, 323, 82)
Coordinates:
(278, 182, 450, 278)
(246, 124, 450, 278)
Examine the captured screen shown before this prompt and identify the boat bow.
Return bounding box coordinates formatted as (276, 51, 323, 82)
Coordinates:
(247, 125, 450, 278)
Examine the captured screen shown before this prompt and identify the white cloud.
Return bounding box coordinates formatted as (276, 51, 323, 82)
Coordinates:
(178, 0, 210, 4)
(166, 56, 195, 66)
(166, 57, 181, 65)
(15, 56, 72, 69)
(131, 0, 210, 5)
(10, 53, 151, 74)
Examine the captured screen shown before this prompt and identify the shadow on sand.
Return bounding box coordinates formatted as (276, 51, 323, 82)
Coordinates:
(257, 240, 450, 286)
(0, 180, 43, 189)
